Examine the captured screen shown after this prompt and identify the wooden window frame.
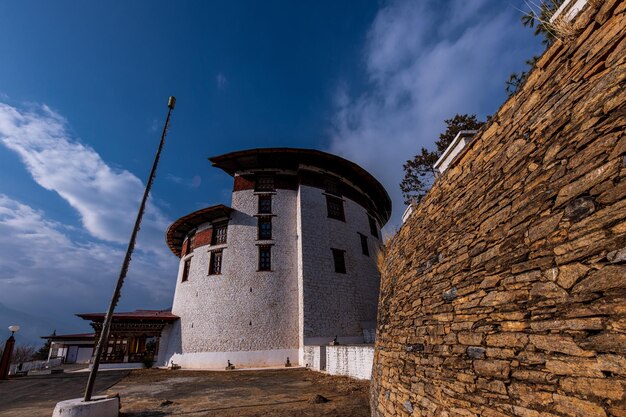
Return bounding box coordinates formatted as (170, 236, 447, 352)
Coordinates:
(331, 248, 346, 274)
(211, 223, 228, 245)
(188, 232, 196, 252)
(258, 216, 272, 240)
(208, 250, 223, 275)
(324, 176, 340, 196)
(258, 245, 272, 271)
(255, 175, 275, 192)
(359, 233, 369, 256)
(326, 195, 345, 221)
(181, 258, 191, 282)
(258, 194, 272, 214)
(368, 215, 378, 238)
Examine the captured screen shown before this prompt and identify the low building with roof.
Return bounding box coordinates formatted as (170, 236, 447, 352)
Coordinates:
(157, 147, 391, 369)
(43, 332, 95, 364)
(43, 309, 178, 368)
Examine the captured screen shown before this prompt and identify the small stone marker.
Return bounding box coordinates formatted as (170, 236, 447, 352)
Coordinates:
(309, 394, 329, 404)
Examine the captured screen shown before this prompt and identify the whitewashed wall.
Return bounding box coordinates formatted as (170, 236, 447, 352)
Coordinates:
(165, 186, 300, 368)
(298, 184, 381, 345)
(325, 345, 374, 380)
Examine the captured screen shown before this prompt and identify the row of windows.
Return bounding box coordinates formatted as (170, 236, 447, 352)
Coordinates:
(180, 245, 271, 282)
(181, 233, 370, 282)
(254, 174, 379, 239)
(185, 222, 228, 255)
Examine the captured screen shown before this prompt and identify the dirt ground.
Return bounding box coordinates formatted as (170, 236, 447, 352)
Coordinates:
(0, 367, 370, 417)
(112, 368, 371, 417)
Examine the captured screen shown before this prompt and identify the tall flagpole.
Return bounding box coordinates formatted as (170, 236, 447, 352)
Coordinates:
(84, 96, 176, 402)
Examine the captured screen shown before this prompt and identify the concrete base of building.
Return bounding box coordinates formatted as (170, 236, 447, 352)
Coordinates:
(52, 396, 119, 417)
(165, 348, 299, 370)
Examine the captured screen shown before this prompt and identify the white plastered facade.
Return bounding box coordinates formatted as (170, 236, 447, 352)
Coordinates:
(160, 167, 383, 369)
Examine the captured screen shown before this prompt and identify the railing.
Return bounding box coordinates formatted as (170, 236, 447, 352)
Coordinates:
(100, 351, 124, 363)
(9, 358, 64, 375)
(127, 353, 145, 363)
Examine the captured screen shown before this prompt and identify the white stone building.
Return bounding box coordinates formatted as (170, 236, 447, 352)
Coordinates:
(158, 148, 391, 369)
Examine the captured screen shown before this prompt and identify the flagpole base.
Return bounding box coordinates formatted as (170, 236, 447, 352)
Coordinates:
(52, 396, 119, 417)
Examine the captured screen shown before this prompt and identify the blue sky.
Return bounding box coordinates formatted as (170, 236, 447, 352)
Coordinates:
(0, 0, 544, 345)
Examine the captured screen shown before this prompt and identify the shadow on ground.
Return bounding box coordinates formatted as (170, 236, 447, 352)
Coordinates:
(0, 370, 129, 417)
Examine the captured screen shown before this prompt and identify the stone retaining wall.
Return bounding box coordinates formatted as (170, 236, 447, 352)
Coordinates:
(372, 1, 626, 416)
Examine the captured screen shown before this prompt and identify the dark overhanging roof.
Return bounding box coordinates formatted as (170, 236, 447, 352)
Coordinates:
(76, 309, 179, 322)
(41, 332, 95, 341)
(166, 204, 233, 256)
(209, 148, 392, 224)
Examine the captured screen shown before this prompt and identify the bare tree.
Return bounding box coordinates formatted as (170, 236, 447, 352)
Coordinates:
(11, 345, 36, 364)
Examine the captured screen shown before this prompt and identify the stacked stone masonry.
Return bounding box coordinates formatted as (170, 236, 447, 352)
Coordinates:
(372, 2, 626, 417)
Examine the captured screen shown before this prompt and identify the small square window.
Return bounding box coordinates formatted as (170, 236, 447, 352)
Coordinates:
(209, 250, 223, 275)
(368, 216, 378, 238)
(256, 175, 275, 191)
(326, 195, 345, 221)
(332, 248, 346, 274)
(211, 223, 227, 245)
(359, 233, 369, 256)
(181, 258, 191, 282)
(258, 217, 272, 240)
(259, 246, 271, 271)
(258, 195, 272, 214)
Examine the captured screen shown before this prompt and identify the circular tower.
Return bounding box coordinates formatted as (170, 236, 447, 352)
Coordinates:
(160, 148, 391, 369)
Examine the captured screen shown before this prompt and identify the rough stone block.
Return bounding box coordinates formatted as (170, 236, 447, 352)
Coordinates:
(552, 394, 607, 417)
(467, 346, 486, 359)
(473, 360, 510, 379)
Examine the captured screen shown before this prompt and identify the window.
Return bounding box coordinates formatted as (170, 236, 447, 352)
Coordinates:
(256, 175, 275, 191)
(359, 233, 369, 256)
(368, 216, 378, 238)
(188, 232, 196, 251)
(211, 223, 227, 245)
(259, 246, 271, 271)
(181, 258, 191, 282)
(258, 217, 272, 240)
(324, 176, 340, 196)
(332, 248, 346, 273)
(209, 250, 223, 275)
(326, 195, 345, 221)
(258, 195, 272, 214)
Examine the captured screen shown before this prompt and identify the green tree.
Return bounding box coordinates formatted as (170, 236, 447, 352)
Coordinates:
(33, 339, 52, 361)
(521, 0, 565, 46)
(506, 0, 565, 97)
(400, 114, 485, 205)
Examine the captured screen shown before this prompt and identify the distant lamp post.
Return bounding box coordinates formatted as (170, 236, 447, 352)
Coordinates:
(0, 325, 20, 380)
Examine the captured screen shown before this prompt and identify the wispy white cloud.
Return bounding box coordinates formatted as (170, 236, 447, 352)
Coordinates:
(166, 173, 202, 188)
(0, 102, 170, 255)
(329, 0, 543, 228)
(216, 73, 228, 90)
(0, 102, 178, 342)
(0, 194, 176, 343)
